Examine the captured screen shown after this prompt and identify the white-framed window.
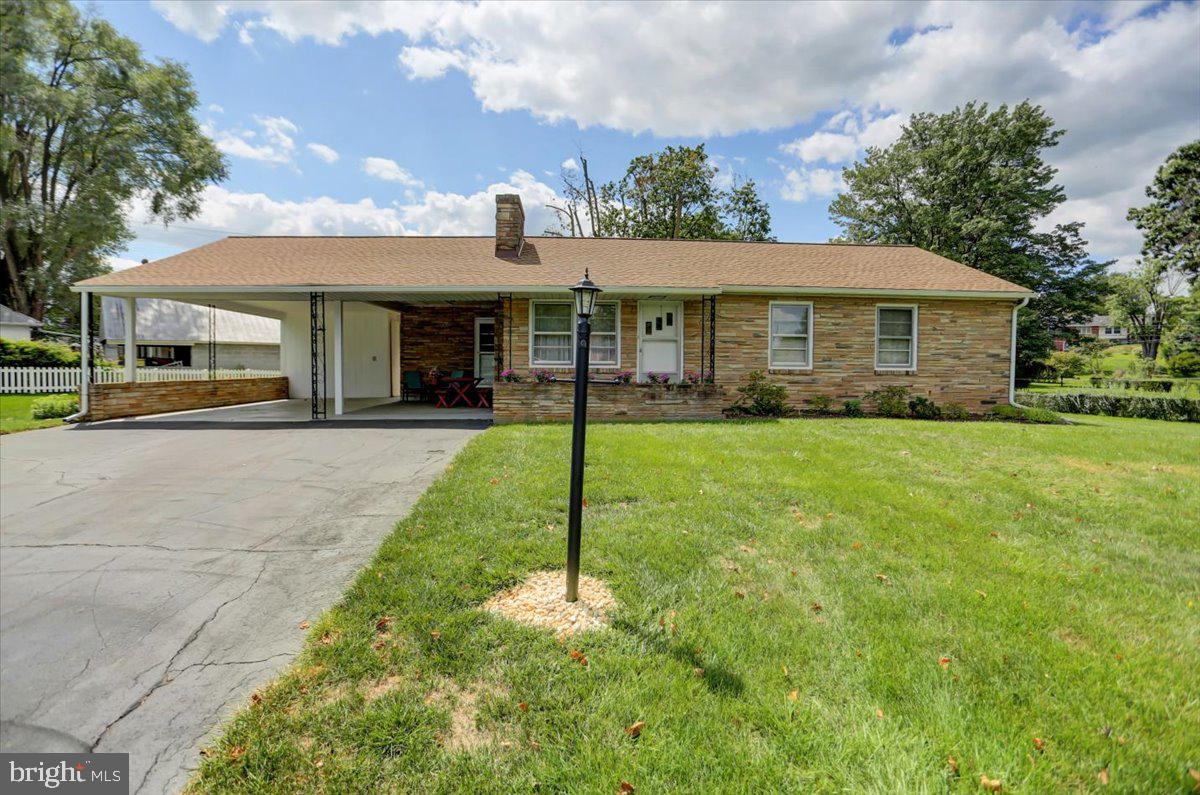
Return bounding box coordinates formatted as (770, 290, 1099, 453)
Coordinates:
(875, 304, 918, 370)
(529, 300, 620, 367)
(768, 301, 813, 369)
(589, 302, 619, 366)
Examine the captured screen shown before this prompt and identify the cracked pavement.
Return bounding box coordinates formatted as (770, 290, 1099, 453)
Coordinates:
(0, 421, 481, 792)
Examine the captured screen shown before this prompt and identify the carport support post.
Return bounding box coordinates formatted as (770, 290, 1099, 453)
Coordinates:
(332, 299, 344, 416)
(79, 290, 90, 415)
(123, 297, 137, 384)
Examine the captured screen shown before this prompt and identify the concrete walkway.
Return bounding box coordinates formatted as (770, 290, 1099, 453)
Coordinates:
(0, 420, 482, 792)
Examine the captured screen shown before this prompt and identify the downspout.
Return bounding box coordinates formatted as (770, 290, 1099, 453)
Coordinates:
(1009, 296, 1031, 407)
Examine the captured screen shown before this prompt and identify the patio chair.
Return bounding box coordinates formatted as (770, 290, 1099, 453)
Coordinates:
(401, 370, 428, 402)
(450, 369, 465, 379)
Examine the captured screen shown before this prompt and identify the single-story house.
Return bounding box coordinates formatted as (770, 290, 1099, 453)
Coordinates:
(1, 304, 43, 341)
(100, 296, 281, 369)
(1054, 314, 1129, 350)
(71, 194, 1034, 423)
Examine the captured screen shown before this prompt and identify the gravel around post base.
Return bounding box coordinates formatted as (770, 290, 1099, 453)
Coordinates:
(480, 570, 616, 638)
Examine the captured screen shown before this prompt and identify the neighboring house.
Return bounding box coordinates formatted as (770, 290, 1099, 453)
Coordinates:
(1053, 315, 1129, 351)
(73, 194, 1034, 421)
(100, 297, 281, 369)
(0, 304, 42, 341)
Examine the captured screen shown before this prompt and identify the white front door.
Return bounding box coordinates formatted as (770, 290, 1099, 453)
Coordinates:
(638, 301, 682, 382)
(475, 317, 495, 387)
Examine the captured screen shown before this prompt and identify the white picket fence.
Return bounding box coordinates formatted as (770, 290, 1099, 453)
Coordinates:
(0, 367, 281, 394)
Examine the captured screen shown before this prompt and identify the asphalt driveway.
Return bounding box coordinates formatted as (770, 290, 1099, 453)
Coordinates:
(0, 420, 482, 792)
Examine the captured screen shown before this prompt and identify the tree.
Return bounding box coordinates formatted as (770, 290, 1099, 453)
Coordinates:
(1127, 140, 1199, 283)
(549, 144, 773, 241)
(828, 101, 1108, 376)
(1106, 259, 1185, 361)
(1, 0, 226, 328)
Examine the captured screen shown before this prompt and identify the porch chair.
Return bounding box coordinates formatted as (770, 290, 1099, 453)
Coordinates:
(450, 369, 465, 379)
(401, 370, 428, 402)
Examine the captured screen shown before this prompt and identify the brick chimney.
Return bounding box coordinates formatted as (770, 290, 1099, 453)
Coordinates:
(495, 194, 525, 256)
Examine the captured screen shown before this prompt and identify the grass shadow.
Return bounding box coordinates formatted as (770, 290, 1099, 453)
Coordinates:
(611, 616, 744, 698)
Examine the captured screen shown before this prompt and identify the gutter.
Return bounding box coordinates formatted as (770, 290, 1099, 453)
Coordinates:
(1009, 296, 1032, 407)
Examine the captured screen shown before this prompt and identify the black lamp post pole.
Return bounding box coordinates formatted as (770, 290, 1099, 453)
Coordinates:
(565, 313, 591, 602)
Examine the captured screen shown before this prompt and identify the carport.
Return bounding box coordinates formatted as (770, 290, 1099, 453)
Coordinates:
(72, 285, 503, 422)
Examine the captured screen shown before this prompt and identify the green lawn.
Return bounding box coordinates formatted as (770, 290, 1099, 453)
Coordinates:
(0, 392, 69, 434)
(191, 417, 1199, 793)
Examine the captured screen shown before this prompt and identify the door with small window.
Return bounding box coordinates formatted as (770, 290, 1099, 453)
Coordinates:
(637, 301, 682, 382)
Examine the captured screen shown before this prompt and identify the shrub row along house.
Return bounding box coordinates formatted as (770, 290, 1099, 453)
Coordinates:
(72, 194, 1033, 422)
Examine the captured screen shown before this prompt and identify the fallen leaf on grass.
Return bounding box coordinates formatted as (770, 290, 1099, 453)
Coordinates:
(319, 632, 334, 645)
(787, 690, 799, 702)
(250, 693, 263, 707)
(228, 745, 246, 761)
(874, 573, 891, 585)
(875, 708, 884, 720)
(938, 656, 951, 670)
(314, 759, 324, 768)
(1032, 737, 1045, 752)
(810, 602, 823, 613)
(518, 702, 529, 712)
(625, 720, 645, 738)
(947, 756, 959, 775)
(734, 590, 746, 599)
(429, 630, 442, 640)
(1098, 767, 1109, 786)
(693, 667, 704, 677)
(850, 541, 863, 550)
(298, 620, 310, 630)
(488, 478, 500, 485)
(529, 740, 541, 750)
(980, 774, 1002, 791)
(975, 590, 988, 599)
(375, 616, 392, 633)
(1188, 769, 1199, 789)
(569, 649, 589, 667)
(619, 782, 635, 794)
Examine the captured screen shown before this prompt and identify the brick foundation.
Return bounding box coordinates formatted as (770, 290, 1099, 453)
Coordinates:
(493, 381, 726, 423)
(84, 377, 289, 421)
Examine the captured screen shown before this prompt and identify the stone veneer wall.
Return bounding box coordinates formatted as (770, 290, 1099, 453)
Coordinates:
(400, 302, 499, 378)
(493, 381, 726, 423)
(713, 295, 1014, 411)
(496, 294, 1015, 418)
(84, 377, 288, 421)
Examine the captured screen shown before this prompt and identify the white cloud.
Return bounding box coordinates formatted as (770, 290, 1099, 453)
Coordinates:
(124, 172, 564, 250)
(210, 115, 300, 165)
(780, 167, 846, 203)
(399, 46, 464, 79)
(151, 0, 230, 43)
(306, 143, 340, 163)
(560, 157, 579, 172)
(207, 103, 224, 114)
(362, 157, 424, 187)
(780, 131, 860, 164)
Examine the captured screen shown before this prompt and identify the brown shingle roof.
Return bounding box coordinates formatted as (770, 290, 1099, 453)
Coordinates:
(77, 236, 1033, 295)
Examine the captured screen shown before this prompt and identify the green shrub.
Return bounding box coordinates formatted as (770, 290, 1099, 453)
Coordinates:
(864, 385, 910, 417)
(1089, 376, 1104, 387)
(1104, 378, 1173, 392)
(842, 400, 864, 418)
(0, 339, 79, 366)
(1015, 391, 1200, 422)
(986, 404, 1062, 424)
(908, 396, 941, 420)
(942, 402, 971, 421)
(1167, 351, 1200, 377)
(1046, 351, 1087, 380)
(30, 393, 79, 419)
(807, 395, 834, 413)
(728, 370, 795, 418)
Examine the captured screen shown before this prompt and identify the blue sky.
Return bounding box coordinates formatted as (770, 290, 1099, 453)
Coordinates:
(95, 1, 1200, 271)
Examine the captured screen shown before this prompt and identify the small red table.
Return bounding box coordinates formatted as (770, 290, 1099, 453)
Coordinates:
(435, 376, 483, 408)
